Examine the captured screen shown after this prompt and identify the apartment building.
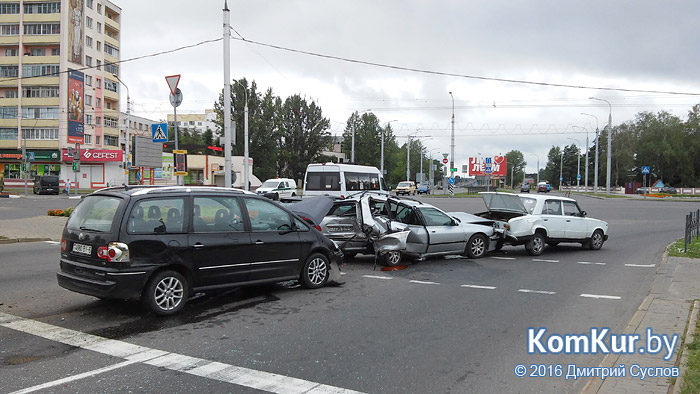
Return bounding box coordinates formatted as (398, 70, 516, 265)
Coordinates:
(166, 108, 217, 134)
(0, 0, 122, 189)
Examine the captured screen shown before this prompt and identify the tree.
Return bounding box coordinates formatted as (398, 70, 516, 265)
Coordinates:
(504, 150, 526, 187)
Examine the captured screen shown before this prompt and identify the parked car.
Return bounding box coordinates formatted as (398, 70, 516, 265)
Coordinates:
(636, 187, 650, 194)
(660, 186, 677, 194)
(537, 182, 551, 193)
(56, 186, 343, 315)
(256, 178, 297, 200)
(520, 183, 530, 193)
(33, 175, 60, 195)
(417, 184, 431, 194)
(317, 193, 502, 265)
(396, 181, 417, 196)
(476, 192, 608, 256)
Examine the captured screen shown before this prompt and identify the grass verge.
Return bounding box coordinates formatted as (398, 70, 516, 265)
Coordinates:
(570, 192, 630, 198)
(669, 237, 700, 259)
(681, 308, 700, 394)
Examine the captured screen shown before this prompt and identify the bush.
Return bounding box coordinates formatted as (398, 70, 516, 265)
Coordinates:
(47, 208, 72, 217)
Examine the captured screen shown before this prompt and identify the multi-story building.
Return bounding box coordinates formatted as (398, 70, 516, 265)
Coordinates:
(166, 108, 217, 134)
(0, 0, 122, 189)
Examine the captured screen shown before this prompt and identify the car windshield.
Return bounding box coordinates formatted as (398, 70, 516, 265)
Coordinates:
(261, 181, 281, 188)
(519, 197, 537, 214)
(398, 182, 412, 187)
(66, 195, 122, 232)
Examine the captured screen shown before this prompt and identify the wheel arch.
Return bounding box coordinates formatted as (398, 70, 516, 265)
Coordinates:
(142, 264, 194, 297)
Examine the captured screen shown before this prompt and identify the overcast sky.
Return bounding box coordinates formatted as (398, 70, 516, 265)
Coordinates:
(118, 0, 700, 175)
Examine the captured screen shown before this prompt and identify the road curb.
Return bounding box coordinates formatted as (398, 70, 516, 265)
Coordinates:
(672, 299, 700, 394)
(0, 237, 52, 244)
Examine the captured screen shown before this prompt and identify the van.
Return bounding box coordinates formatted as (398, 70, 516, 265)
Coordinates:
(303, 163, 388, 198)
(396, 181, 417, 196)
(256, 178, 297, 200)
(33, 175, 59, 195)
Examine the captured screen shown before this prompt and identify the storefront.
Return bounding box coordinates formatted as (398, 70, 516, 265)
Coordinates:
(61, 148, 124, 189)
(0, 149, 61, 179)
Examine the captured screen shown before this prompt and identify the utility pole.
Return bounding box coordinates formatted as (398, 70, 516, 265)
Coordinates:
(449, 92, 455, 190)
(223, 1, 232, 188)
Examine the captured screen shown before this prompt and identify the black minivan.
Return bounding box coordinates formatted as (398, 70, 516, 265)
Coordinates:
(33, 175, 60, 195)
(57, 186, 343, 315)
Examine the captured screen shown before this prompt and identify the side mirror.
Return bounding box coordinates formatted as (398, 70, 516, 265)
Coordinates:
(581, 211, 587, 217)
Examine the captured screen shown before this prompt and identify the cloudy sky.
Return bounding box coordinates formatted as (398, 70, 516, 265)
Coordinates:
(118, 0, 700, 175)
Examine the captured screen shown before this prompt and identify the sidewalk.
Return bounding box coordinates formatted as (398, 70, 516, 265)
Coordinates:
(0, 215, 67, 242)
(583, 253, 700, 394)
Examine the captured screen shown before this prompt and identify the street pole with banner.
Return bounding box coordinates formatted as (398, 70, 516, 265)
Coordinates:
(166, 75, 182, 186)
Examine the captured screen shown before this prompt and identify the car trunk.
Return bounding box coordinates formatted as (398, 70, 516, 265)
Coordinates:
(476, 192, 528, 222)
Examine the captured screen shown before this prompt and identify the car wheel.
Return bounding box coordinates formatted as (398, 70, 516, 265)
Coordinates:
(273, 193, 279, 201)
(547, 241, 559, 247)
(465, 234, 488, 259)
(381, 250, 402, 267)
(526, 233, 545, 256)
(143, 270, 188, 316)
(588, 230, 605, 250)
(292, 192, 296, 197)
(300, 253, 329, 289)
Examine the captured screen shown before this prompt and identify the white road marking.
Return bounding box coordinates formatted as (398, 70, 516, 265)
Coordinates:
(409, 280, 440, 285)
(10, 360, 138, 394)
(580, 293, 622, 300)
(518, 289, 556, 295)
(576, 261, 606, 265)
(460, 284, 497, 290)
(624, 264, 655, 268)
(43, 241, 60, 245)
(491, 256, 516, 260)
(0, 312, 364, 394)
(362, 275, 393, 280)
(532, 259, 559, 263)
(340, 272, 347, 275)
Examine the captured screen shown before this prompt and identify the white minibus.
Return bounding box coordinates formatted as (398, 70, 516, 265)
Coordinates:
(303, 163, 388, 198)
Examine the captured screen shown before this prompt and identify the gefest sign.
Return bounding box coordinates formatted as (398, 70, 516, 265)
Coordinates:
(62, 149, 123, 162)
(469, 156, 508, 176)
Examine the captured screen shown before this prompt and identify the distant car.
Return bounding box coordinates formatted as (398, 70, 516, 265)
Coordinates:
(396, 181, 417, 196)
(476, 192, 608, 256)
(636, 187, 650, 194)
(256, 178, 297, 200)
(520, 183, 530, 193)
(33, 175, 60, 195)
(537, 182, 550, 193)
(660, 186, 677, 194)
(417, 184, 431, 194)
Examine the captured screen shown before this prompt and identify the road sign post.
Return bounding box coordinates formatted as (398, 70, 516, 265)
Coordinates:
(642, 166, 650, 199)
(166, 75, 183, 185)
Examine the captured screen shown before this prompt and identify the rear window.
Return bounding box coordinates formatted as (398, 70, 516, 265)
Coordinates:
(66, 195, 122, 232)
(306, 172, 340, 191)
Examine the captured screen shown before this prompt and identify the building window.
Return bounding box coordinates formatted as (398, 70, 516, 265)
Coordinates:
(85, 94, 92, 106)
(104, 117, 118, 128)
(86, 114, 92, 125)
(0, 65, 18, 78)
(96, 135, 101, 145)
(104, 80, 118, 93)
(96, 41, 101, 51)
(105, 101, 111, 109)
(96, 116, 101, 126)
(97, 3, 101, 13)
(22, 64, 59, 77)
(22, 86, 59, 98)
(85, 75, 92, 86)
(4, 89, 18, 98)
(97, 22, 102, 33)
(23, 23, 60, 35)
(85, 36, 92, 47)
(96, 59, 101, 70)
(51, 47, 59, 56)
(22, 128, 58, 140)
(29, 48, 46, 56)
(96, 98, 101, 107)
(5, 48, 17, 56)
(86, 16, 93, 29)
(104, 135, 119, 146)
(104, 44, 119, 58)
(104, 62, 118, 75)
(0, 24, 20, 36)
(96, 78, 101, 88)
(86, 0, 93, 9)
(0, 4, 20, 14)
(84, 134, 92, 144)
(85, 56, 92, 66)
(21, 107, 59, 119)
(0, 107, 18, 119)
(0, 128, 17, 140)
(23, 2, 60, 14)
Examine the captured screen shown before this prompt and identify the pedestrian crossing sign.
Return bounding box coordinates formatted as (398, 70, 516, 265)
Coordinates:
(151, 123, 168, 142)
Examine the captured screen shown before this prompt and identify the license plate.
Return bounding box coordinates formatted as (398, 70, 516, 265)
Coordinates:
(72, 243, 92, 255)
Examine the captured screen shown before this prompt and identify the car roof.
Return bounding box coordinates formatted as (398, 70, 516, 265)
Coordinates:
(514, 193, 576, 203)
(90, 185, 257, 198)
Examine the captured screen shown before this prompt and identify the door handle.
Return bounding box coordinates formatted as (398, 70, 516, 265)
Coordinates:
(255, 240, 264, 245)
(543, 219, 548, 221)
(566, 220, 571, 222)
(193, 243, 204, 249)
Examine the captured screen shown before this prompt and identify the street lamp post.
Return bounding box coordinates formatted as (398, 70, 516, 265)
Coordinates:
(113, 73, 130, 186)
(559, 149, 563, 191)
(581, 112, 599, 194)
(572, 125, 588, 192)
(567, 137, 581, 192)
(529, 153, 540, 185)
(449, 91, 455, 180)
(590, 97, 612, 195)
(382, 120, 398, 177)
(429, 148, 440, 189)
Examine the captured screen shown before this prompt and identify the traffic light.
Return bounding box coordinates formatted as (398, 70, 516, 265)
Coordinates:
(72, 161, 80, 172)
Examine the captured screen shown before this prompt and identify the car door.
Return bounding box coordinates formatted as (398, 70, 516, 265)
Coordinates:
(540, 199, 566, 238)
(418, 207, 467, 254)
(391, 202, 429, 254)
(562, 201, 588, 240)
(243, 197, 303, 281)
(188, 195, 252, 286)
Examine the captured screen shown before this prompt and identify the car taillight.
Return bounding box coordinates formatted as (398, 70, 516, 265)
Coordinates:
(60, 237, 67, 252)
(97, 242, 129, 262)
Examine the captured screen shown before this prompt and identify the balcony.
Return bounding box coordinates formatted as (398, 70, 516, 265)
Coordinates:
(21, 97, 59, 106)
(102, 88, 118, 102)
(18, 55, 60, 64)
(22, 14, 61, 23)
(22, 35, 60, 45)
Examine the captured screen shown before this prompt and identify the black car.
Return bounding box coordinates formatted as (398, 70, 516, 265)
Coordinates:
(660, 186, 677, 194)
(33, 175, 60, 195)
(57, 186, 343, 315)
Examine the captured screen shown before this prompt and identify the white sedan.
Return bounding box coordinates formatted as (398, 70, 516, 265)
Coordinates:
(477, 192, 609, 256)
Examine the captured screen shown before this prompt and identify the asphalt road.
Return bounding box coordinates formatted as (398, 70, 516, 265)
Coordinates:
(0, 193, 697, 393)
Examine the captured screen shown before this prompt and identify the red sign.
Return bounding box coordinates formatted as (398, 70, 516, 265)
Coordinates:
(469, 156, 507, 176)
(62, 149, 123, 162)
(442, 158, 448, 164)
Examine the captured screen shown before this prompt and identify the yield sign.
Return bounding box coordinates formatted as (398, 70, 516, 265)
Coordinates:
(165, 74, 181, 95)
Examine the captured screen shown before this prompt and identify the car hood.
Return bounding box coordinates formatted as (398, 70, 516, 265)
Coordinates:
(286, 196, 335, 225)
(480, 192, 528, 214)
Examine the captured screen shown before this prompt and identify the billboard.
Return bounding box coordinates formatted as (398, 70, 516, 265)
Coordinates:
(67, 70, 84, 144)
(133, 136, 164, 168)
(68, 0, 84, 65)
(469, 156, 507, 176)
